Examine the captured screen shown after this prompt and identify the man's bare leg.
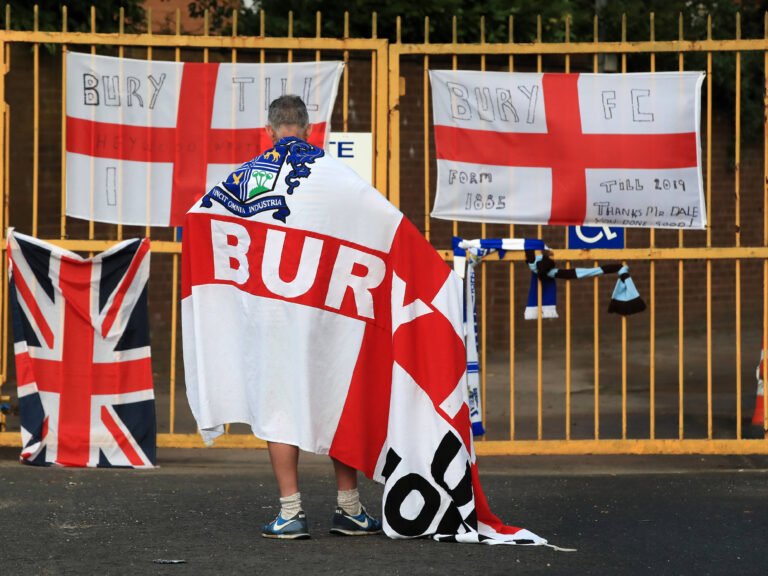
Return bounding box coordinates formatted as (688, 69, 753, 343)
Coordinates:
(332, 457, 363, 516)
(330, 457, 382, 534)
(332, 457, 358, 491)
(268, 441, 300, 497)
(263, 441, 309, 538)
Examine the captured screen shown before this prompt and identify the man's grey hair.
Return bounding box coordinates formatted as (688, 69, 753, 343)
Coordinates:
(268, 95, 309, 129)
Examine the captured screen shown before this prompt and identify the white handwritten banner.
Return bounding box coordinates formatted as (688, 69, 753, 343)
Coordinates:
(429, 70, 706, 229)
(66, 52, 343, 227)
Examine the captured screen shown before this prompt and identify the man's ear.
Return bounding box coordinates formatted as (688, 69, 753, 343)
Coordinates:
(303, 124, 313, 140)
(265, 125, 278, 143)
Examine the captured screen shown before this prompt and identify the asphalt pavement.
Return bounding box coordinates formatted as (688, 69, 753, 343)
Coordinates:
(1, 447, 767, 576)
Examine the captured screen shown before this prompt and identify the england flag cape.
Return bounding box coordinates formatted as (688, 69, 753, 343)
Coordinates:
(182, 136, 550, 545)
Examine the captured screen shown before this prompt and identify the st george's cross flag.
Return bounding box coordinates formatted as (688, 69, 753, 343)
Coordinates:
(8, 230, 156, 467)
(65, 52, 343, 227)
(182, 137, 555, 546)
(430, 70, 706, 229)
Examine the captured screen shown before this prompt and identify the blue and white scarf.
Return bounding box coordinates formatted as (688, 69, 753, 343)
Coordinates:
(453, 237, 646, 435)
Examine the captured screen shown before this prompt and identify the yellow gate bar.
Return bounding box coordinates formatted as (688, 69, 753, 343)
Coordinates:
(435, 246, 768, 261)
(0, 30, 387, 50)
(392, 38, 768, 55)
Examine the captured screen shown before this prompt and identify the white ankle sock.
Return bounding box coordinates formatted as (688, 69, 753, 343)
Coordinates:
(337, 488, 362, 516)
(279, 492, 302, 518)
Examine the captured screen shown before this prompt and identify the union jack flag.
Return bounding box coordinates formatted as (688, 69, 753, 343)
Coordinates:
(8, 230, 156, 467)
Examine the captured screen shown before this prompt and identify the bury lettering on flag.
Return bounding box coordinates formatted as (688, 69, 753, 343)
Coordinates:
(182, 137, 551, 545)
(8, 230, 156, 468)
(430, 70, 706, 229)
(65, 53, 343, 227)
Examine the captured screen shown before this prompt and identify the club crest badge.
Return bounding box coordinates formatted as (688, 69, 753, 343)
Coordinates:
(200, 137, 324, 222)
(244, 155, 282, 199)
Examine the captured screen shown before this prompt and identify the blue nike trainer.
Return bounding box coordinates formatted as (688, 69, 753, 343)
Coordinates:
(262, 510, 311, 540)
(329, 506, 382, 536)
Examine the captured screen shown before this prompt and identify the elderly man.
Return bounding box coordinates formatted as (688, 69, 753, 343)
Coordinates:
(257, 95, 382, 539)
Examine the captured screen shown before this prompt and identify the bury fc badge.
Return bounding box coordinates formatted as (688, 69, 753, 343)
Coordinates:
(201, 145, 290, 222)
(246, 148, 282, 198)
(200, 137, 324, 222)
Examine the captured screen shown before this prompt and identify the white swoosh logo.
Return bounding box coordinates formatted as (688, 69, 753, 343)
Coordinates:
(274, 517, 297, 530)
(345, 515, 371, 529)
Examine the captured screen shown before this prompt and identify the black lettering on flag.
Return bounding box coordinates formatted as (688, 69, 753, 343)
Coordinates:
(602, 90, 617, 120)
(127, 76, 144, 107)
(83, 73, 99, 106)
(382, 432, 479, 537)
(435, 502, 473, 536)
(148, 73, 167, 110)
(447, 82, 471, 120)
(302, 77, 320, 111)
(496, 88, 519, 122)
(430, 432, 473, 507)
(102, 75, 121, 107)
(518, 85, 539, 123)
(381, 446, 402, 479)
(474, 87, 495, 121)
(384, 472, 441, 536)
(232, 77, 255, 112)
(631, 89, 654, 122)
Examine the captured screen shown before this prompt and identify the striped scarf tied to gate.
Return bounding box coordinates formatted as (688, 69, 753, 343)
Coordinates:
(524, 250, 646, 319)
(452, 238, 552, 436)
(453, 237, 646, 434)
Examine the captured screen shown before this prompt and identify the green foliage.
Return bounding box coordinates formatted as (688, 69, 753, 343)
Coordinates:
(594, 1, 768, 145)
(185, 0, 768, 43)
(188, 0, 580, 41)
(1, 1, 145, 33)
(187, 0, 231, 33)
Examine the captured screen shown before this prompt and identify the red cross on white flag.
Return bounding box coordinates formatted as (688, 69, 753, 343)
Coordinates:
(429, 70, 706, 229)
(65, 53, 343, 227)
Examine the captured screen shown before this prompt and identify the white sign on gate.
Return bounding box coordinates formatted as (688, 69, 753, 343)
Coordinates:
(327, 133, 373, 185)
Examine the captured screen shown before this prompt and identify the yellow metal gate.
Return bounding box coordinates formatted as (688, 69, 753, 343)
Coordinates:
(388, 14, 768, 454)
(0, 6, 388, 449)
(1, 6, 768, 455)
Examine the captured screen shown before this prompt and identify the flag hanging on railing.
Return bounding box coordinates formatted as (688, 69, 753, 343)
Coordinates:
(430, 70, 705, 229)
(65, 53, 343, 227)
(8, 230, 156, 468)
